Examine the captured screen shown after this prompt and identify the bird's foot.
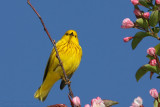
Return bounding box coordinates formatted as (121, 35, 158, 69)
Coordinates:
(65, 79, 71, 85)
(62, 77, 71, 85)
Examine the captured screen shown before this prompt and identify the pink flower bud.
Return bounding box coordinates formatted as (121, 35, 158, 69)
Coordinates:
(72, 96, 81, 106)
(134, 9, 141, 16)
(131, 0, 139, 5)
(130, 96, 143, 107)
(91, 97, 105, 107)
(123, 37, 133, 42)
(150, 59, 157, 66)
(150, 88, 159, 99)
(147, 47, 156, 56)
(143, 12, 150, 19)
(85, 104, 91, 107)
(121, 18, 134, 29)
(156, 0, 160, 4)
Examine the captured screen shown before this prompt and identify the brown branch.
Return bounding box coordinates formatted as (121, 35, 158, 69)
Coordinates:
(27, 0, 74, 98)
(68, 94, 74, 107)
(154, 55, 160, 68)
(156, 98, 160, 107)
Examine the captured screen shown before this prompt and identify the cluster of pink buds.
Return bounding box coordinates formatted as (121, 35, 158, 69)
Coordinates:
(131, 0, 150, 19)
(130, 96, 143, 107)
(72, 96, 105, 107)
(150, 88, 159, 99)
(122, 0, 151, 43)
(129, 89, 159, 106)
(133, 9, 150, 19)
(147, 47, 157, 66)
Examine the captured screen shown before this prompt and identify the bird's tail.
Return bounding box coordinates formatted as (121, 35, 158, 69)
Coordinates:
(34, 73, 60, 102)
(34, 86, 51, 102)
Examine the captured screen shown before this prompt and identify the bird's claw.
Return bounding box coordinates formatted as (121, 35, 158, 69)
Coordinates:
(65, 79, 71, 85)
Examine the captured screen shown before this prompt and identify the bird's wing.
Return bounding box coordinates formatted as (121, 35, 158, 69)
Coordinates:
(43, 49, 59, 82)
(60, 72, 74, 90)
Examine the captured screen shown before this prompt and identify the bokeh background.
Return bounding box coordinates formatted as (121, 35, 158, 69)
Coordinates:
(0, 0, 159, 106)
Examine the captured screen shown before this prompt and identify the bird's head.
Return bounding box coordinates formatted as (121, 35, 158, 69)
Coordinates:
(61, 30, 79, 45)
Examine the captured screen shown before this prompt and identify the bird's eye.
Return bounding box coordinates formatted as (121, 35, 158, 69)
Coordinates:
(66, 33, 68, 36)
(75, 35, 77, 38)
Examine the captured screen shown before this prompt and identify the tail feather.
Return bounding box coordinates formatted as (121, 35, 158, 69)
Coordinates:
(34, 72, 61, 102)
(34, 86, 50, 102)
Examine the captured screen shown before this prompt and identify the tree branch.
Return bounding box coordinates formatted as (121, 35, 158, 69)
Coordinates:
(27, 0, 74, 98)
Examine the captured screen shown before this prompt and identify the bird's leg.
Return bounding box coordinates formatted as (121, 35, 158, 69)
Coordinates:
(62, 77, 71, 85)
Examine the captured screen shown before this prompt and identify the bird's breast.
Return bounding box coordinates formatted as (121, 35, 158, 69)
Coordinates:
(56, 42, 82, 75)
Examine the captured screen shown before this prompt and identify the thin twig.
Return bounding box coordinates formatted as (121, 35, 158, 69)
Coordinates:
(133, 26, 148, 32)
(27, 0, 74, 98)
(156, 98, 160, 107)
(148, 25, 154, 34)
(68, 95, 81, 107)
(68, 94, 74, 107)
(154, 55, 160, 68)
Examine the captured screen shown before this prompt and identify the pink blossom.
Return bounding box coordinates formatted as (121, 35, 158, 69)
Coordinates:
(147, 47, 156, 56)
(130, 96, 143, 107)
(123, 37, 133, 42)
(131, 0, 139, 5)
(156, 0, 160, 4)
(150, 59, 157, 66)
(72, 96, 81, 106)
(143, 12, 150, 19)
(91, 97, 105, 107)
(130, 102, 140, 107)
(85, 104, 91, 107)
(134, 9, 141, 16)
(150, 88, 159, 99)
(121, 18, 134, 29)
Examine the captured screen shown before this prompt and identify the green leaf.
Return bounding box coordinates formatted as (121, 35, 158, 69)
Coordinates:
(158, 12, 160, 21)
(136, 18, 148, 29)
(153, 27, 160, 33)
(149, 10, 159, 27)
(132, 32, 151, 50)
(139, 0, 150, 8)
(136, 64, 158, 82)
(154, 98, 160, 107)
(154, 43, 160, 56)
(136, 66, 148, 82)
(146, 54, 154, 59)
(103, 100, 118, 107)
(157, 75, 160, 79)
(154, 100, 158, 107)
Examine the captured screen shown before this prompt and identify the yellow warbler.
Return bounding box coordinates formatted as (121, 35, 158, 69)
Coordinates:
(34, 30, 82, 102)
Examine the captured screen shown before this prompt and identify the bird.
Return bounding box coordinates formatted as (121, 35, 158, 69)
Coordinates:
(34, 30, 82, 102)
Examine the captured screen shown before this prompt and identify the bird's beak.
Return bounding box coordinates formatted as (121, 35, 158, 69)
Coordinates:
(68, 35, 72, 43)
(68, 32, 73, 43)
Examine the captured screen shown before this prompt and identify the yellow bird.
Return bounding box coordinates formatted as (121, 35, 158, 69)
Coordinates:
(34, 30, 82, 102)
